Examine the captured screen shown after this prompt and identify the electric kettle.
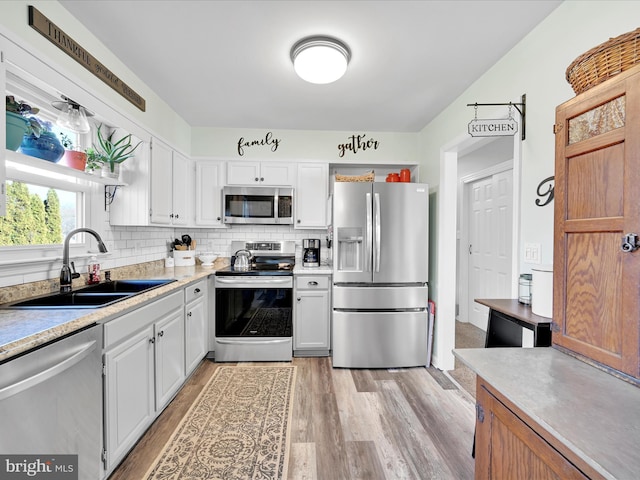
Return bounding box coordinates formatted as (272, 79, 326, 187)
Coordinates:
(233, 249, 252, 271)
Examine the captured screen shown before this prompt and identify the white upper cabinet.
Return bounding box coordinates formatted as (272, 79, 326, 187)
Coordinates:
(110, 137, 193, 227)
(195, 160, 225, 227)
(149, 139, 173, 225)
(226, 161, 294, 186)
(295, 163, 328, 228)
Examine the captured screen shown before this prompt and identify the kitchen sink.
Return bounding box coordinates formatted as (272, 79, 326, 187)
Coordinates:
(1, 279, 176, 309)
(78, 279, 176, 294)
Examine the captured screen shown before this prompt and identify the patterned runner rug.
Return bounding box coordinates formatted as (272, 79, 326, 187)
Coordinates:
(145, 366, 297, 480)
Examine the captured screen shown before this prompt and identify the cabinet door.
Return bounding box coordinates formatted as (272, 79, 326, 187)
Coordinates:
(104, 326, 155, 470)
(185, 297, 206, 374)
(554, 70, 640, 378)
(171, 151, 192, 226)
(227, 161, 261, 185)
(294, 289, 330, 351)
(475, 380, 589, 480)
(154, 310, 185, 410)
(295, 163, 328, 228)
(149, 138, 173, 225)
(195, 160, 225, 226)
(261, 162, 294, 185)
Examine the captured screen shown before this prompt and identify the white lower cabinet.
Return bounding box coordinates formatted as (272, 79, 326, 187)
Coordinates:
(294, 275, 331, 356)
(103, 326, 154, 474)
(154, 309, 185, 408)
(102, 290, 185, 475)
(185, 279, 207, 375)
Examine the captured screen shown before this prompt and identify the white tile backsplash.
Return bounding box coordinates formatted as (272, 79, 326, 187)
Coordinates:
(0, 224, 330, 288)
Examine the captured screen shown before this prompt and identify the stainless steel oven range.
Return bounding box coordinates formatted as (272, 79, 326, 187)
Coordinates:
(214, 241, 295, 362)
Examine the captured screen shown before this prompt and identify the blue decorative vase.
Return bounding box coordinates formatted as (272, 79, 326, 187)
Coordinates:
(19, 131, 65, 163)
(6, 112, 28, 151)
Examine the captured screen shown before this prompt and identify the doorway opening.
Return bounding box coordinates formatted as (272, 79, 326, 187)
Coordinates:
(433, 133, 520, 371)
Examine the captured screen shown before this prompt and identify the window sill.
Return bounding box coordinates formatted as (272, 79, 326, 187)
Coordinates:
(5, 150, 127, 186)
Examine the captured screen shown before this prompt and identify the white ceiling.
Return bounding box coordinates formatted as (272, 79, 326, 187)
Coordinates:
(59, 0, 562, 133)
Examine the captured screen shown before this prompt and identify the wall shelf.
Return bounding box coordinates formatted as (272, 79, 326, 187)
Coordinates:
(5, 149, 128, 186)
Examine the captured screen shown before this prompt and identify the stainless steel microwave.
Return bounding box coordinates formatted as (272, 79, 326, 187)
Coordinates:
(222, 186, 294, 224)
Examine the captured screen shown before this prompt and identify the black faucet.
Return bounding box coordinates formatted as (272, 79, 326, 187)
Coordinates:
(60, 228, 108, 293)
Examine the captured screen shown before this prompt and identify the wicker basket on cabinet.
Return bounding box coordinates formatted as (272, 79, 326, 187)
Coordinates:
(566, 28, 640, 94)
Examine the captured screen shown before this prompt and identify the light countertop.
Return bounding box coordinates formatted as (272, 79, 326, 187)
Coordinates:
(454, 347, 640, 480)
(293, 263, 333, 275)
(0, 266, 213, 362)
(0, 261, 333, 362)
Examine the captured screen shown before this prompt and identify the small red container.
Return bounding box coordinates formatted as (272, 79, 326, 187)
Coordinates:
(386, 173, 400, 182)
(400, 168, 411, 182)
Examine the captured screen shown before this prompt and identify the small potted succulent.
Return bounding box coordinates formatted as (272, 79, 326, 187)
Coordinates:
(59, 133, 87, 171)
(94, 124, 142, 179)
(5, 95, 38, 151)
(19, 117, 64, 163)
(84, 147, 104, 174)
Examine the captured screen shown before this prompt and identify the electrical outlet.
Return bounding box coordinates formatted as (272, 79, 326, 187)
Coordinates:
(524, 243, 541, 264)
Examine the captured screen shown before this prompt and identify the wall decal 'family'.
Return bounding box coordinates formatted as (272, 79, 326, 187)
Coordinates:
(237, 132, 281, 156)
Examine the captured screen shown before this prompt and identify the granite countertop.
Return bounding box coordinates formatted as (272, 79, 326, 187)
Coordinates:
(454, 347, 640, 480)
(0, 265, 214, 363)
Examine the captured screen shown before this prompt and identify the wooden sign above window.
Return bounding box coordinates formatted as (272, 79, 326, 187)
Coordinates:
(28, 6, 146, 112)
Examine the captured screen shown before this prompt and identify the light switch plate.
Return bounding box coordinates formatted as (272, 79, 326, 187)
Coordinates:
(524, 242, 541, 264)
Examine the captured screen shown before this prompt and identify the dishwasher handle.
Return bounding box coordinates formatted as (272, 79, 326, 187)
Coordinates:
(0, 339, 97, 401)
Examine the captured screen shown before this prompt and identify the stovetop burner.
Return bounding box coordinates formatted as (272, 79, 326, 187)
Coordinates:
(217, 240, 296, 276)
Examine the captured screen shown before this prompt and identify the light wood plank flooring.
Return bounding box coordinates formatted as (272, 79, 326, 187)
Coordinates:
(109, 358, 476, 480)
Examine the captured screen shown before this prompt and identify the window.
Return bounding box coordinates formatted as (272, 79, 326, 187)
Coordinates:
(0, 180, 79, 246)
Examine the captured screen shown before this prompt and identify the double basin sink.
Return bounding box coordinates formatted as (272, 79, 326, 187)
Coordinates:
(2, 279, 176, 309)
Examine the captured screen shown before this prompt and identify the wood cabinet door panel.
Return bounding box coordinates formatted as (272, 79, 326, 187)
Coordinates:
(554, 68, 640, 378)
(475, 382, 589, 480)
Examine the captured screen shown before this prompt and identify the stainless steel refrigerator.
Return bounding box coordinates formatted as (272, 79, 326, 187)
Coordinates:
(332, 181, 429, 368)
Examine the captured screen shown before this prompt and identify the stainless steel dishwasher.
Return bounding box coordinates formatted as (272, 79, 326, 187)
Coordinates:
(0, 324, 103, 480)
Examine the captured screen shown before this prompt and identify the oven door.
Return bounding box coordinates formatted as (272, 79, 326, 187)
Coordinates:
(214, 276, 293, 361)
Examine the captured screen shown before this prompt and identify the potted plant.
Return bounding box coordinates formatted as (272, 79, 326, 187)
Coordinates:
(94, 124, 142, 179)
(84, 147, 104, 174)
(5, 95, 38, 151)
(59, 133, 88, 171)
(19, 117, 64, 163)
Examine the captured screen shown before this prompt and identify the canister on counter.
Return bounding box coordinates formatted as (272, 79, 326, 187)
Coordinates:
(518, 273, 532, 305)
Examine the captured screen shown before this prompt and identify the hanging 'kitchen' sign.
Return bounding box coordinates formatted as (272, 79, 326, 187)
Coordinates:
(237, 132, 281, 156)
(28, 6, 146, 111)
(468, 118, 518, 137)
(338, 134, 380, 157)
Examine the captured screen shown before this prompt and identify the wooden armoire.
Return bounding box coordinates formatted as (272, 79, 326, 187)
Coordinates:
(553, 62, 640, 383)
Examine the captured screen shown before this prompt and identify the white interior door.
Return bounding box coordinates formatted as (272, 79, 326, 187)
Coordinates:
(468, 170, 513, 330)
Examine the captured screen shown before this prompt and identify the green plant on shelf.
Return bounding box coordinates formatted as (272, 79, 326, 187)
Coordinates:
(84, 147, 104, 173)
(6, 95, 39, 116)
(94, 124, 142, 173)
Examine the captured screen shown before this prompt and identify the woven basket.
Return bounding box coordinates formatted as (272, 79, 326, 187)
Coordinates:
(566, 28, 640, 94)
(335, 170, 375, 182)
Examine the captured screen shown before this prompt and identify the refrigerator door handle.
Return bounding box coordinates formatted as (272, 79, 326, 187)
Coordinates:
(374, 192, 381, 272)
(366, 192, 373, 272)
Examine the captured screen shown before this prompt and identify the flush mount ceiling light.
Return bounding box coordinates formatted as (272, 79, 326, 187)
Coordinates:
(290, 36, 351, 84)
(52, 96, 93, 134)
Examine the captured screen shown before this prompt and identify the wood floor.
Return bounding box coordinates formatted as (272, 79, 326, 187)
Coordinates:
(109, 358, 476, 480)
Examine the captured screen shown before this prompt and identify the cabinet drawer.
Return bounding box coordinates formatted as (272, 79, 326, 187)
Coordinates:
(185, 279, 206, 303)
(104, 290, 183, 349)
(296, 275, 330, 290)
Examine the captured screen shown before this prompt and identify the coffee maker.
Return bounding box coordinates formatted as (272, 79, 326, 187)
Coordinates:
(302, 239, 321, 267)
